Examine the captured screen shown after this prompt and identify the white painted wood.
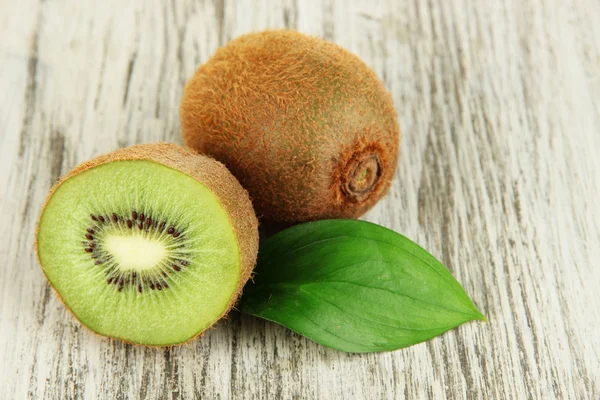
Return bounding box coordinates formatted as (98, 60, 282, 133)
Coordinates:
(1, 0, 599, 398)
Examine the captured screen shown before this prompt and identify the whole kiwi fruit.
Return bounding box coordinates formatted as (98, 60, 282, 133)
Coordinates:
(180, 30, 400, 223)
(35, 143, 258, 346)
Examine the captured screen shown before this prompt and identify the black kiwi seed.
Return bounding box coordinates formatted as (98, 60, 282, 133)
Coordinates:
(82, 210, 188, 293)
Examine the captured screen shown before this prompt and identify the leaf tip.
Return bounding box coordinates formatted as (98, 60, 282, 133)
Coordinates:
(473, 309, 488, 322)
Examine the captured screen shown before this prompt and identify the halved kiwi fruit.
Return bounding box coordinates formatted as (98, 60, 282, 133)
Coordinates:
(180, 30, 400, 223)
(35, 143, 258, 346)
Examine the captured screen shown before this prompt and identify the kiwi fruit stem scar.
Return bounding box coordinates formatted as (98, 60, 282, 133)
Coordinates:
(343, 153, 382, 201)
(35, 143, 259, 346)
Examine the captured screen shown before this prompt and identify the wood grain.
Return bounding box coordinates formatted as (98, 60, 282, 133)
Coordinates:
(1, 0, 599, 398)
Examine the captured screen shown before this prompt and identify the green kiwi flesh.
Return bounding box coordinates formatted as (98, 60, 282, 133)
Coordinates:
(37, 153, 253, 346)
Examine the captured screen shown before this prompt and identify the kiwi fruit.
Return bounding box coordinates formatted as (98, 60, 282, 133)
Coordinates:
(35, 143, 258, 346)
(180, 30, 400, 223)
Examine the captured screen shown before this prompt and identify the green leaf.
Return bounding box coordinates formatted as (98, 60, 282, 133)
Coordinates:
(239, 220, 486, 353)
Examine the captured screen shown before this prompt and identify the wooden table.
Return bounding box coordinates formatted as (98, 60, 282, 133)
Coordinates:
(1, 1, 598, 398)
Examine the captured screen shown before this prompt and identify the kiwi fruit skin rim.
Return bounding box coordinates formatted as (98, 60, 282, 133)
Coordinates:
(34, 143, 259, 347)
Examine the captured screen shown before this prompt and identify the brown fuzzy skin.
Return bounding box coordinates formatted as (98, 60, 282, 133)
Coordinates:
(35, 143, 259, 346)
(181, 30, 400, 223)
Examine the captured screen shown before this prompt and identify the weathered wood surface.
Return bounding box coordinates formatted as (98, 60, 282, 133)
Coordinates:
(1, 0, 599, 398)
